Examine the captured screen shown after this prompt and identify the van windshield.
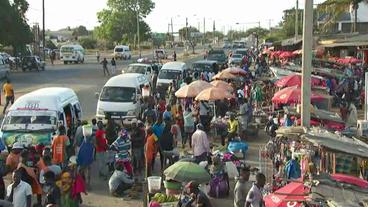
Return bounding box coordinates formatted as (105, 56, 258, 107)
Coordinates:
(158, 70, 181, 80)
(61, 47, 74, 52)
(100, 87, 136, 102)
(126, 65, 146, 74)
(115, 47, 129, 52)
(4, 115, 57, 125)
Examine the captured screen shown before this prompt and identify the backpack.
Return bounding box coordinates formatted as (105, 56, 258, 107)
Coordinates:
(207, 173, 229, 198)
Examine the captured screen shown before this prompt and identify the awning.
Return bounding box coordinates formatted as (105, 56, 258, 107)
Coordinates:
(302, 128, 368, 158)
(281, 37, 303, 46)
(321, 41, 368, 48)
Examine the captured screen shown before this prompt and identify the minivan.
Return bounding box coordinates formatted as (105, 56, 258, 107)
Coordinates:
(0, 87, 82, 147)
(96, 73, 149, 121)
(114, 45, 131, 60)
(156, 61, 188, 93)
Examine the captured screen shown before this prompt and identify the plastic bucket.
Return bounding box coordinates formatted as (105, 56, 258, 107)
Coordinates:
(148, 176, 162, 193)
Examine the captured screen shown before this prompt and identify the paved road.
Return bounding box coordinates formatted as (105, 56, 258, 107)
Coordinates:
(3, 49, 268, 207)
(7, 50, 202, 120)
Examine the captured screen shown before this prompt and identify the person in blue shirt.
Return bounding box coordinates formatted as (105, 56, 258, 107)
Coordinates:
(163, 104, 173, 122)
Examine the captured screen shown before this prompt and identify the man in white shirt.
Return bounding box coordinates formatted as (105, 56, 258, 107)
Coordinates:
(6, 169, 32, 207)
(191, 124, 210, 163)
(245, 173, 266, 207)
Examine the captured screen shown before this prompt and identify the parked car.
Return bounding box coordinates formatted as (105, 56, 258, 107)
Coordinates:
(207, 49, 228, 69)
(0, 52, 11, 64)
(229, 54, 243, 66)
(154, 49, 167, 59)
(191, 60, 219, 74)
(21, 56, 45, 71)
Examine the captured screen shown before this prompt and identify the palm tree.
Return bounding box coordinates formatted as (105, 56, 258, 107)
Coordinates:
(319, 0, 367, 33)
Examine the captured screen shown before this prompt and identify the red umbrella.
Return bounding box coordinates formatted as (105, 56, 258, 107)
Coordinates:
(331, 174, 368, 189)
(279, 51, 294, 59)
(336, 57, 362, 64)
(274, 74, 323, 88)
(264, 182, 309, 207)
(272, 86, 324, 104)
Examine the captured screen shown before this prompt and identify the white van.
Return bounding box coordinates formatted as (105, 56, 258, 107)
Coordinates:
(156, 61, 189, 92)
(96, 73, 149, 121)
(60, 44, 85, 64)
(0, 87, 82, 147)
(123, 63, 153, 84)
(114, 45, 131, 60)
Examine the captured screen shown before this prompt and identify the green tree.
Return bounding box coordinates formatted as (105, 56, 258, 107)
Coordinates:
(95, 0, 155, 44)
(46, 39, 57, 49)
(280, 9, 303, 37)
(151, 33, 166, 49)
(244, 27, 270, 39)
(319, 0, 367, 33)
(72, 25, 89, 37)
(79, 37, 98, 49)
(178, 27, 199, 41)
(0, 0, 32, 55)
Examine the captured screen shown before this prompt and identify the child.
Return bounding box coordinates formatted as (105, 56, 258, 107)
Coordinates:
(234, 166, 252, 207)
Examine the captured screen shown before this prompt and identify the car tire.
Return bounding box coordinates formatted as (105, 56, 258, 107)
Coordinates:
(42, 66, 45, 71)
(128, 55, 131, 60)
(81, 58, 84, 63)
(64, 61, 67, 65)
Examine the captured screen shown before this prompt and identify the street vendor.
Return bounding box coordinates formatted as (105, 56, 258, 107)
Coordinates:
(227, 113, 239, 143)
(177, 181, 212, 207)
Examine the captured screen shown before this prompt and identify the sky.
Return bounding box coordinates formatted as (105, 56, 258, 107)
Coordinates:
(26, 0, 326, 33)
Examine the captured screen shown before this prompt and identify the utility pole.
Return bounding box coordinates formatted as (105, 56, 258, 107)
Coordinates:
(203, 18, 205, 45)
(42, 0, 45, 60)
(301, 0, 313, 128)
(171, 18, 174, 43)
(136, 1, 141, 58)
(295, 0, 299, 40)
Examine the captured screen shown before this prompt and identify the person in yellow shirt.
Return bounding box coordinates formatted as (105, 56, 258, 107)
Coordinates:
(3, 79, 14, 114)
(227, 113, 239, 144)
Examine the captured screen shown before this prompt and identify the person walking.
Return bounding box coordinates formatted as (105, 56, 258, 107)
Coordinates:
(234, 167, 252, 207)
(130, 119, 145, 177)
(111, 129, 132, 176)
(111, 57, 117, 75)
(6, 169, 32, 207)
(51, 125, 70, 166)
(173, 51, 177, 61)
(43, 171, 61, 206)
(96, 51, 100, 63)
(183, 107, 194, 148)
(101, 58, 110, 76)
(145, 127, 157, 177)
(191, 124, 210, 164)
(95, 121, 108, 178)
(245, 173, 266, 207)
(3, 79, 14, 114)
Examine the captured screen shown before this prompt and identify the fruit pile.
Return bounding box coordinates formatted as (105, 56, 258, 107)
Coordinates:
(151, 193, 179, 203)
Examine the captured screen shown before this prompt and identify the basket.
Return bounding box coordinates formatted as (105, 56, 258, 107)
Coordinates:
(148, 176, 162, 193)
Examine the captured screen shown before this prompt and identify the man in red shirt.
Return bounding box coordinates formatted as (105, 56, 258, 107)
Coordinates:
(95, 122, 108, 178)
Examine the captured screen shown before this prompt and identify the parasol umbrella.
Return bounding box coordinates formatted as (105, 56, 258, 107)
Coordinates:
(274, 74, 322, 88)
(164, 161, 210, 183)
(279, 51, 295, 59)
(272, 86, 324, 104)
(212, 71, 237, 80)
(175, 80, 212, 98)
(264, 182, 309, 207)
(223, 67, 247, 76)
(210, 80, 234, 92)
(195, 87, 234, 101)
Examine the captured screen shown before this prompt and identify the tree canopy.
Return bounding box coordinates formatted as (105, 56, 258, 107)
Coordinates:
(95, 0, 155, 44)
(72, 25, 89, 37)
(0, 0, 33, 54)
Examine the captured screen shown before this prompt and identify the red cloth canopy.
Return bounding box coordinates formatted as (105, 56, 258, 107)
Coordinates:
(274, 74, 324, 88)
(272, 86, 324, 104)
(264, 182, 309, 207)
